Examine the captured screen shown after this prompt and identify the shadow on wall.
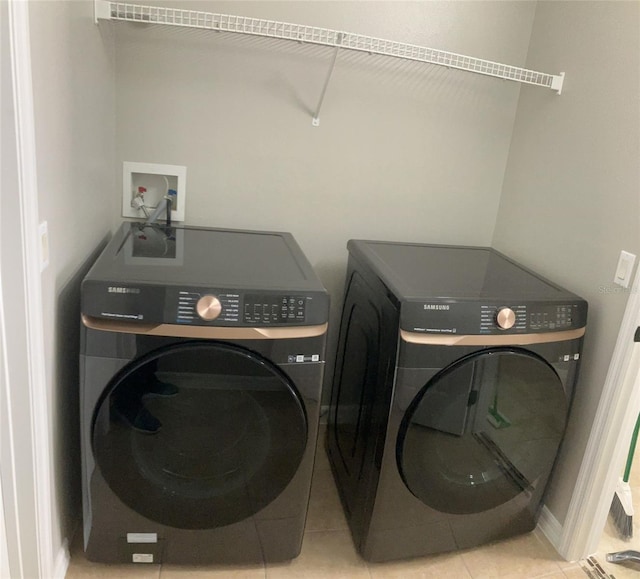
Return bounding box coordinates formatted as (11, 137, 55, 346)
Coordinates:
(312, 258, 348, 409)
(54, 233, 111, 542)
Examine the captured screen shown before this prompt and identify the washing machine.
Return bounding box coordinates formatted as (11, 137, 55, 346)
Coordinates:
(326, 240, 587, 562)
(80, 222, 329, 565)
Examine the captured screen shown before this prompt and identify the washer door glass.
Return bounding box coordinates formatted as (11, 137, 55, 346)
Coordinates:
(397, 348, 567, 515)
(92, 341, 307, 529)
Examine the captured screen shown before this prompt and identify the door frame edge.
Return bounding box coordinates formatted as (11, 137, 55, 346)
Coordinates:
(7, 0, 56, 576)
(558, 267, 640, 561)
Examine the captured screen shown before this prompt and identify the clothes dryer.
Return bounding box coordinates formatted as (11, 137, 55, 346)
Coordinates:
(80, 222, 329, 564)
(326, 240, 587, 562)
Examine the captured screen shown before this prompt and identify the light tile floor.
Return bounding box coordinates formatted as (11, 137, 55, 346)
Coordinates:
(66, 426, 593, 578)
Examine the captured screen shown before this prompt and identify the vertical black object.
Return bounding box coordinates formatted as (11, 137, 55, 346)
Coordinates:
(327, 271, 398, 536)
(326, 240, 587, 562)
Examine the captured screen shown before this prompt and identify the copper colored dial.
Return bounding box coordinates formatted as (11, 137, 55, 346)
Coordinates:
(495, 307, 516, 330)
(196, 295, 222, 321)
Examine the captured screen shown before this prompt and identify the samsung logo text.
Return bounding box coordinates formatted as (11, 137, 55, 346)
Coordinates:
(108, 287, 141, 294)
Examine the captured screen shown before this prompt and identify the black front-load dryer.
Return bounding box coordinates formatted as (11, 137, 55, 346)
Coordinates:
(326, 240, 587, 562)
(80, 222, 329, 565)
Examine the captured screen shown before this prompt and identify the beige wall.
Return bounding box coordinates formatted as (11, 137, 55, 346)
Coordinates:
(115, 0, 537, 393)
(493, 1, 640, 523)
(27, 0, 117, 563)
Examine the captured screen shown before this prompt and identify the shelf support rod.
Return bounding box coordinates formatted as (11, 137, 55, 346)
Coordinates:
(312, 33, 343, 127)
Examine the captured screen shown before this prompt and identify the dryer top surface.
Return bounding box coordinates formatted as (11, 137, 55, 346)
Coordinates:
(348, 240, 582, 303)
(85, 222, 326, 293)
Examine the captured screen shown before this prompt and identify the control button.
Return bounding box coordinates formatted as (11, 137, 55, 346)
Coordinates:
(196, 295, 222, 321)
(496, 307, 516, 330)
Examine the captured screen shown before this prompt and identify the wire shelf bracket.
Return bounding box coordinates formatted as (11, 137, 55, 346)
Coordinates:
(312, 35, 342, 127)
(95, 0, 566, 125)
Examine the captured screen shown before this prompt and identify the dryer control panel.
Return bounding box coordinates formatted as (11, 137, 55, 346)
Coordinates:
(480, 304, 577, 333)
(401, 300, 587, 335)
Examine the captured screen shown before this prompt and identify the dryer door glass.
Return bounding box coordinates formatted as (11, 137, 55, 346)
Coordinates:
(92, 341, 307, 529)
(397, 348, 567, 515)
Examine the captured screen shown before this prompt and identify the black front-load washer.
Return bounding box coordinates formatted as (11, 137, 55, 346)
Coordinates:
(80, 222, 329, 565)
(326, 240, 587, 562)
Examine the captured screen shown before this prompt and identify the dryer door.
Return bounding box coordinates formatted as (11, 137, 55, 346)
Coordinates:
(397, 348, 567, 515)
(92, 341, 307, 529)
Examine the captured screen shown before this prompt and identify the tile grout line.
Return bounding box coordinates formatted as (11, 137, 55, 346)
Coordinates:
(457, 550, 475, 579)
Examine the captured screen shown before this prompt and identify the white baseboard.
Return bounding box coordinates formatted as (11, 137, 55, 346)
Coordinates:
(52, 539, 70, 579)
(537, 505, 565, 558)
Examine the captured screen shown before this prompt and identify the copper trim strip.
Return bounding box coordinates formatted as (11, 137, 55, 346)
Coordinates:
(400, 327, 585, 346)
(82, 315, 328, 340)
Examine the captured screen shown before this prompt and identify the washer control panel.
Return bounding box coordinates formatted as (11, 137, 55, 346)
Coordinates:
(81, 281, 329, 326)
(170, 289, 318, 326)
(177, 291, 240, 324)
(243, 294, 307, 324)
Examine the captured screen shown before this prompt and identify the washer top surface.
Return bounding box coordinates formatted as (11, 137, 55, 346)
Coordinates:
(82, 222, 329, 327)
(348, 240, 578, 302)
(86, 222, 324, 292)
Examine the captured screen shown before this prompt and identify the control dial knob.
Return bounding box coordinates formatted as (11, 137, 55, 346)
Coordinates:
(196, 295, 222, 321)
(496, 307, 516, 330)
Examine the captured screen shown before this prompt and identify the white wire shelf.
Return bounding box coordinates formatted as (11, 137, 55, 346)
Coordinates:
(95, 0, 565, 123)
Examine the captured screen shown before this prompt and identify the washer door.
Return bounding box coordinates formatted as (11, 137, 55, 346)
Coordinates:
(92, 341, 307, 529)
(397, 348, 567, 515)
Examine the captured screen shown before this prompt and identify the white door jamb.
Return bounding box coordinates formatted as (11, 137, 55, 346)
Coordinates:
(559, 268, 640, 561)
